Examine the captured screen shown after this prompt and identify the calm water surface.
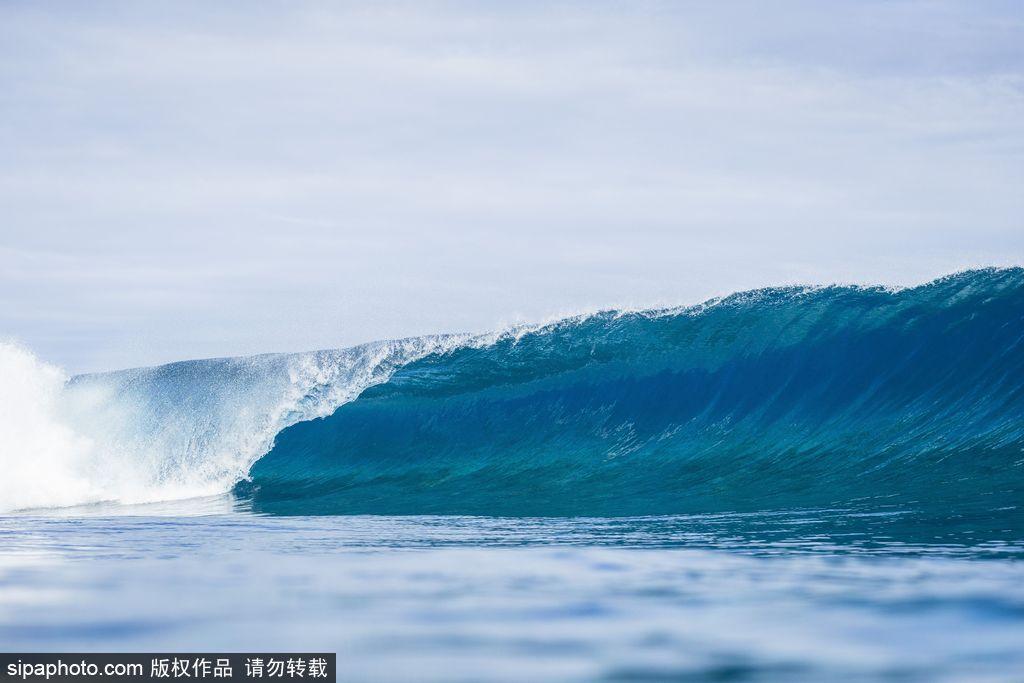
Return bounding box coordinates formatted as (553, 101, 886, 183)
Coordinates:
(1, 503, 1022, 682)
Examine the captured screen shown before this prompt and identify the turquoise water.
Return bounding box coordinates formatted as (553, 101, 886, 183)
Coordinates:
(1, 506, 1022, 681)
(2, 269, 1024, 680)
(225, 268, 1024, 516)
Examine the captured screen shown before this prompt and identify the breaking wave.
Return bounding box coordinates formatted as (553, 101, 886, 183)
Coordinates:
(3, 268, 1023, 517)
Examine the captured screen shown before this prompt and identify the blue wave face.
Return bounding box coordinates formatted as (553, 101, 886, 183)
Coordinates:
(238, 268, 1024, 517)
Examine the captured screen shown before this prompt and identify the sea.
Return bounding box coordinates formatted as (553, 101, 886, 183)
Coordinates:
(1, 268, 1022, 681)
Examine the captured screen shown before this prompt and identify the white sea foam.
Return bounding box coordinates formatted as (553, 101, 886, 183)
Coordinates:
(0, 342, 102, 510)
(0, 337, 468, 513)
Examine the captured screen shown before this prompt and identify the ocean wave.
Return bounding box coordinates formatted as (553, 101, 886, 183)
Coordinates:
(2, 268, 1023, 515)
(242, 268, 1024, 515)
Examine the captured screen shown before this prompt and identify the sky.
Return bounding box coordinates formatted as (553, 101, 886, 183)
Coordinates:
(1, 0, 1022, 373)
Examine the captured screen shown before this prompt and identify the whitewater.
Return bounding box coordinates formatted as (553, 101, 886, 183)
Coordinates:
(0, 334, 475, 511)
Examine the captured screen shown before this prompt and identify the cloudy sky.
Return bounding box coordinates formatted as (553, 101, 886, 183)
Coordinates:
(2, 1, 1022, 372)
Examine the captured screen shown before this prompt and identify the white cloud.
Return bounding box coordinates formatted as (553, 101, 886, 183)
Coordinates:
(1, 1, 1022, 371)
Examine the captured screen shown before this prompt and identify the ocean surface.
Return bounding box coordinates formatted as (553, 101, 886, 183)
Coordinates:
(2, 507, 1023, 682)
(2, 269, 1023, 681)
